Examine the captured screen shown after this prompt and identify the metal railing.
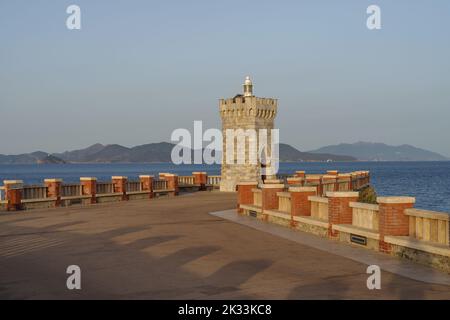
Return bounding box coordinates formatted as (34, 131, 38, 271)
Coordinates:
(153, 180, 168, 191)
(61, 184, 82, 197)
(126, 181, 142, 193)
(22, 186, 47, 200)
(96, 182, 114, 195)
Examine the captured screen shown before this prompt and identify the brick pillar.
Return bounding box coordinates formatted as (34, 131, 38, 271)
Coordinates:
(287, 177, 303, 186)
(80, 177, 97, 204)
(289, 187, 317, 225)
(192, 172, 207, 191)
(44, 179, 62, 207)
(139, 175, 154, 198)
(159, 173, 169, 180)
(295, 171, 305, 179)
(261, 184, 284, 221)
(327, 170, 338, 176)
(327, 191, 359, 240)
(237, 181, 258, 214)
(378, 197, 415, 253)
(112, 176, 128, 201)
(3, 180, 23, 211)
(165, 174, 179, 196)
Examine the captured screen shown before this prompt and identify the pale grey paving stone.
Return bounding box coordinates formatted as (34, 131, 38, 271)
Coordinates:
(210, 209, 450, 286)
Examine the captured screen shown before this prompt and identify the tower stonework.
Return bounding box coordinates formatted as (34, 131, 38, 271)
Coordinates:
(219, 77, 278, 192)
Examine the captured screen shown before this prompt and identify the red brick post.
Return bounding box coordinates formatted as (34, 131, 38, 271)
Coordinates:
(192, 172, 207, 191)
(237, 181, 258, 214)
(165, 174, 179, 196)
(289, 186, 317, 226)
(80, 177, 97, 204)
(327, 191, 359, 240)
(159, 173, 170, 180)
(377, 197, 415, 253)
(287, 177, 303, 186)
(112, 176, 128, 201)
(261, 184, 284, 221)
(139, 175, 154, 198)
(3, 180, 23, 211)
(44, 179, 62, 207)
(295, 171, 305, 179)
(327, 170, 338, 176)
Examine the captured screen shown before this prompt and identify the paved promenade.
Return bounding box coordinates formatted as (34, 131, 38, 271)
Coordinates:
(0, 192, 449, 299)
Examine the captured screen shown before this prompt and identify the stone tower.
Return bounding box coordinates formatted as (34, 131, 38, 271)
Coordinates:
(219, 77, 278, 192)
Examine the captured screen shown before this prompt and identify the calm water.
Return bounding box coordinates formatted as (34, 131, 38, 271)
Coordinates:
(1, 162, 449, 212)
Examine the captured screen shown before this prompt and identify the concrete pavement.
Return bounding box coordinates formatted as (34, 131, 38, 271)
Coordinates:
(0, 192, 449, 299)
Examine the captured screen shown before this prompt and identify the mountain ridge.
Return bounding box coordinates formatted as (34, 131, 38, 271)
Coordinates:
(1, 141, 446, 164)
(0, 142, 355, 164)
(308, 141, 448, 161)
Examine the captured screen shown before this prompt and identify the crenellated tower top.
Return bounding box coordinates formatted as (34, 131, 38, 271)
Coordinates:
(219, 77, 277, 120)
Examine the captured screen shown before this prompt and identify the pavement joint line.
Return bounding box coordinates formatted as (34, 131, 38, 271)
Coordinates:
(210, 209, 450, 286)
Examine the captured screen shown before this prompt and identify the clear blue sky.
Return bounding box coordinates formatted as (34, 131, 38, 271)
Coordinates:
(1, 0, 449, 156)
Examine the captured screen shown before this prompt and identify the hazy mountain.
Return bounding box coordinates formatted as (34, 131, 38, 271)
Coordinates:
(54, 142, 174, 163)
(0, 151, 66, 164)
(309, 142, 448, 161)
(56, 143, 105, 162)
(55, 142, 355, 163)
(278, 143, 356, 162)
(1, 142, 356, 164)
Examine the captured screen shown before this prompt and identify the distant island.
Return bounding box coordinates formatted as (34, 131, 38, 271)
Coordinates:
(0, 141, 447, 164)
(308, 142, 448, 161)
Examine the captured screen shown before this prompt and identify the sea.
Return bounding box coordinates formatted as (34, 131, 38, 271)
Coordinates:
(1, 162, 449, 212)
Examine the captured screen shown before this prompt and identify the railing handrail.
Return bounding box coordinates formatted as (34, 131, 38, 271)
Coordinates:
(405, 208, 450, 221)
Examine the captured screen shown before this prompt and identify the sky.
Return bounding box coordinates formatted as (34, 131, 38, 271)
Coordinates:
(1, 0, 449, 156)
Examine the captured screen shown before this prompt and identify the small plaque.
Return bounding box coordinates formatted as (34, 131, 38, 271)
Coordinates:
(350, 234, 367, 246)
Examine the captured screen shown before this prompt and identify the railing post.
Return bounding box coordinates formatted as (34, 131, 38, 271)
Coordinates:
(80, 177, 97, 204)
(139, 175, 154, 198)
(287, 177, 303, 186)
(327, 170, 338, 176)
(377, 197, 415, 253)
(289, 186, 317, 225)
(261, 184, 284, 221)
(165, 174, 179, 196)
(295, 171, 305, 179)
(193, 172, 207, 191)
(237, 181, 258, 214)
(3, 180, 23, 211)
(326, 191, 359, 240)
(44, 178, 62, 207)
(112, 176, 128, 201)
